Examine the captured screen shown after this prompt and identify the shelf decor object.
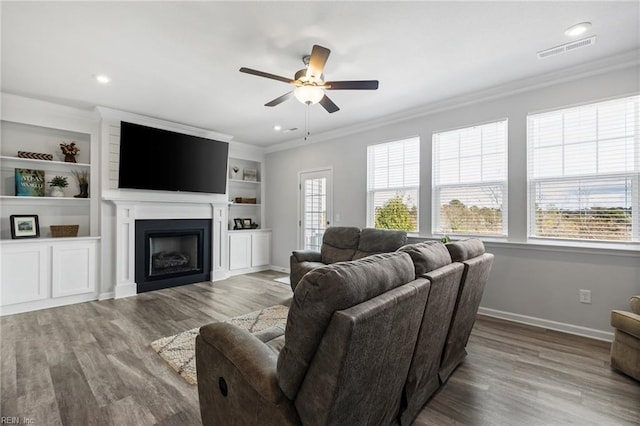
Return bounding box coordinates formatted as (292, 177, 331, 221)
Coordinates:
(72, 169, 89, 198)
(59, 141, 79, 163)
(15, 168, 45, 196)
(235, 197, 257, 204)
(9, 214, 40, 239)
(243, 168, 257, 181)
(17, 151, 53, 161)
(231, 165, 240, 179)
(50, 224, 79, 238)
(48, 175, 69, 197)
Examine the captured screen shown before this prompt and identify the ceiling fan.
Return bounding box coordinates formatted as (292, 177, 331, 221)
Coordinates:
(239, 44, 379, 113)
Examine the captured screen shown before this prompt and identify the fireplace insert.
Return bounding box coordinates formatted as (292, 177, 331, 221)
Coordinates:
(135, 219, 211, 293)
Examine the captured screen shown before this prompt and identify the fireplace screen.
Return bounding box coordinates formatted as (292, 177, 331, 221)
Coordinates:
(149, 234, 199, 277)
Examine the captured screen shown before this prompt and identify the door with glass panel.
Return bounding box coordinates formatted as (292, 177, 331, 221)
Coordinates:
(299, 169, 333, 250)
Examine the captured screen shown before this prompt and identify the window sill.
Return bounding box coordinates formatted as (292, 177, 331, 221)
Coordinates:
(408, 234, 639, 257)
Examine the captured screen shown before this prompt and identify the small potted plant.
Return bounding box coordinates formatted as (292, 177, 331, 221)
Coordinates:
(71, 169, 89, 198)
(48, 175, 68, 197)
(60, 141, 80, 163)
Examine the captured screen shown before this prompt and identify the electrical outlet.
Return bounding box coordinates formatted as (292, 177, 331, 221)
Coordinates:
(579, 289, 592, 304)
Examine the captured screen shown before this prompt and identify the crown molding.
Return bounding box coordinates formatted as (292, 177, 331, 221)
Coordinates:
(265, 50, 640, 154)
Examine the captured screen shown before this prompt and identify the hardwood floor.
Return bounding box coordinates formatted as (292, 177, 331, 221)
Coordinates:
(1, 270, 638, 425)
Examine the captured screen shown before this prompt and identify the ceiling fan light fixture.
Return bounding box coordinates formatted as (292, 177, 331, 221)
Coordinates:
(294, 85, 324, 105)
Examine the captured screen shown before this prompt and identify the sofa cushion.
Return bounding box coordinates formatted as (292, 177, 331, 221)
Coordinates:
(397, 241, 452, 276)
(320, 226, 361, 264)
(353, 228, 408, 260)
(446, 238, 485, 262)
(277, 252, 416, 400)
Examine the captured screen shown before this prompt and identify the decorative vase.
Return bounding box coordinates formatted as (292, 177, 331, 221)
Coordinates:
(74, 183, 89, 198)
(50, 187, 65, 197)
(64, 154, 77, 163)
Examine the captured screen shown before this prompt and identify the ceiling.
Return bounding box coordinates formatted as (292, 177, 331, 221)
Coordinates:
(2, 1, 639, 148)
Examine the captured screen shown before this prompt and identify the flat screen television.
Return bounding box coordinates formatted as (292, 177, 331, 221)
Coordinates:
(118, 121, 229, 194)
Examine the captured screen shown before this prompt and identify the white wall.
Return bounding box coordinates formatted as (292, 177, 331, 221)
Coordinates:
(265, 62, 640, 339)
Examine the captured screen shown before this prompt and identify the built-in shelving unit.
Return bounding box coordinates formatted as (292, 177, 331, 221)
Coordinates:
(0, 95, 100, 316)
(0, 120, 96, 240)
(227, 157, 263, 230)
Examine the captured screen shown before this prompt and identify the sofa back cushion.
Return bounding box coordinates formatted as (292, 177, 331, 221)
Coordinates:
(320, 226, 361, 264)
(397, 241, 452, 276)
(353, 228, 408, 260)
(277, 252, 416, 400)
(446, 238, 485, 262)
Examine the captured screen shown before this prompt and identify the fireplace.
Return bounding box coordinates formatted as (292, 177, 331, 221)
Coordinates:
(135, 219, 211, 293)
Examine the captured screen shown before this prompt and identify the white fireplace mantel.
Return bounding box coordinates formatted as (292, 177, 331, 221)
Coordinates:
(105, 195, 228, 298)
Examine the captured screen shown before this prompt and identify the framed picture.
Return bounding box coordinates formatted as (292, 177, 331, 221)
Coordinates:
(233, 218, 243, 230)
(243, 168, 257, 182)
(242, 218, 252, 228)
(10, 215, 40, 239)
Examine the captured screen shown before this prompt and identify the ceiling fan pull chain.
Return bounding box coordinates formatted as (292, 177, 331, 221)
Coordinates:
(304, 104, 310, 141)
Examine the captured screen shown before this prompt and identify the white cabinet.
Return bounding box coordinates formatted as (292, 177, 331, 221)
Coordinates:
(228, 230, 271, 275)
(229, 232, 252, 271)
(251, 231, 271, 267)
(0, 238, 99, 315)
(1, 243, 49, 305)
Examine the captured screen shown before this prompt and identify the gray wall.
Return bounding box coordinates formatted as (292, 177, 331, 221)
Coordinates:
(265, 63, 640, 338)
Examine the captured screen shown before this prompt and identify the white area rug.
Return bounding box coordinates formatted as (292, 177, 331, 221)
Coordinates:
(274, 276, 290, 285)
(150, 304, 289, 385)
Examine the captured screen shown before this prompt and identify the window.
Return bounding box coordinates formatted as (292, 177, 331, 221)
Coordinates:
(367, 137, 419, 232)
(432, 120, 508, 236)
(527, 95, 639, 242)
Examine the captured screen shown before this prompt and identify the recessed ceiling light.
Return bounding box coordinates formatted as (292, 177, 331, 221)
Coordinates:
(95, 74, 111, 84)
(273, 125, 282, 131)
(565, 22, 591, 37)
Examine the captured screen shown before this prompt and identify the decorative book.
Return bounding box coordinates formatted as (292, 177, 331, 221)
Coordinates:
(15, 168, 45, 196)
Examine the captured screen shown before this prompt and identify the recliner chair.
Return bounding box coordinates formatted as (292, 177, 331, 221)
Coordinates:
(196, 252, 429, 425)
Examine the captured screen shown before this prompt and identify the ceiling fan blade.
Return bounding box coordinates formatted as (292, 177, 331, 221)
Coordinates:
(239, 67, 293, 84)
(306, 45, 331, 80)
(325, 80, 379, 90)
(319, 94, 340, 113)
(265, 91, 293, 107)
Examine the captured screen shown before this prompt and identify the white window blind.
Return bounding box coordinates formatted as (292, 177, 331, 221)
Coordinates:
(433, 120, 508, 236)
(527, 94, 639, 242)
(367, 137, 420, 232)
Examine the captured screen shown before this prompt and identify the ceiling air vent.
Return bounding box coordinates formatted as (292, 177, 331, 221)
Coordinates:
(537, 36, 597, 59)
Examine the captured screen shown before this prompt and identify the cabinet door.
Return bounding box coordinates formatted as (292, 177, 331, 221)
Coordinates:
(1, 244, 49, 306)
(251, 232, 271, 267)
(229, 233, 252, 271)
(52, 241, 96, 298)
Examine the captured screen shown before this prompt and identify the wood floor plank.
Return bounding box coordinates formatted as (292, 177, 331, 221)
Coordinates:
(1, 270, 638, 425)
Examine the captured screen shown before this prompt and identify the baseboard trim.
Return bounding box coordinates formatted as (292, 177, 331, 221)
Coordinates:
(477, 307, 614, 342)
(98, 292, 114, 301)
(269, 265, 289, 273)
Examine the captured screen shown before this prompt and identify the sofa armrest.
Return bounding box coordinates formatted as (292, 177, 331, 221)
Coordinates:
(611, 310, 640, 340)
(198, 322, 286, 403)
(291, 250, 322, 263)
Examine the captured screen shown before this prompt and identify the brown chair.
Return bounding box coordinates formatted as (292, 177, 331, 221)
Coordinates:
(610, 296, 640, 382)
(196, 252, 429, 425)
